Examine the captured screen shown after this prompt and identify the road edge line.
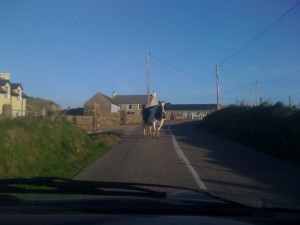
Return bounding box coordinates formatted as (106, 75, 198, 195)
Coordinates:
(168, 125, 207, 190)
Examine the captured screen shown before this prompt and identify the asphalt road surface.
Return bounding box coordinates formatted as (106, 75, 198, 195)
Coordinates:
(74, 120, 300, 207)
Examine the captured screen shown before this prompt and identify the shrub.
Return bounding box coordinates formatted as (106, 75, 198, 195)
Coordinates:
(202, 103, 300, 163)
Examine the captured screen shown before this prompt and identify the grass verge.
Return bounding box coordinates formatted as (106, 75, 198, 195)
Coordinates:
(0, 117, 119, 178)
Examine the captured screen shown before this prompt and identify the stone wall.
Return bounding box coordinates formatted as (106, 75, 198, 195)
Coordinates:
(67, 113, 142, 133)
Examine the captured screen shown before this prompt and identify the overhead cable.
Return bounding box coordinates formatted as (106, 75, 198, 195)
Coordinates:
(261, 69, 300, 84)
(150, 54, 214, 82)
(220, 1, 300, 64)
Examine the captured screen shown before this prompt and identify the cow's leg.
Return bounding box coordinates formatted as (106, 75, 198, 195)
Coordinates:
(149, 125, 152, 138)
(152, 122, 157, 139)
(143, 121, 148, 138)
(156, 127, 160, 139)
(156, 119, 165, 139)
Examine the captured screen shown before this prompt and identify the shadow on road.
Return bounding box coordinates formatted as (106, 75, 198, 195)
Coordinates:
(163, 120, 300, 207)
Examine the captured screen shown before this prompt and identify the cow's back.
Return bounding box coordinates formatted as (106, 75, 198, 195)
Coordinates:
(142, 107, 150, 124)
(142, 106, 156, 124)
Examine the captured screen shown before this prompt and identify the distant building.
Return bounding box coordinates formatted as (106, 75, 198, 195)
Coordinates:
(0, 73, 27, 117)
(84, 92, 120, 115)
(166, 104, 217, 119)
(83, 91, 159, 115)
(112, 91, 158, 114)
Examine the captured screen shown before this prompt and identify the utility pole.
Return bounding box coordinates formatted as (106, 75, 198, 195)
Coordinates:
(251, 89, 253, 106)
(255, 81, 258, 106)
(147, 52, 151, 106)
(216, 62, 220, 110)
(289, 96, 293, 109)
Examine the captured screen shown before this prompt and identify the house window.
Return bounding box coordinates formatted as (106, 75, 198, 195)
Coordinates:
(138, 104, 146, 110)
(17, 90, 21, 101)
(5, 87, 10, 99)
(128, 104, 132, 110)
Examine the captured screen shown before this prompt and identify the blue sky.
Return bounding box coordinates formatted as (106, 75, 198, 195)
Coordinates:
(1, 0, 299, 109)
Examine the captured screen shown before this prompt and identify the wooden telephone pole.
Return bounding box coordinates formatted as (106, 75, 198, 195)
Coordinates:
(289, 96, 293, 109)
(216, 62, 220, 110)
(255, 81, 258, 106)
(147, 52, 151, 106)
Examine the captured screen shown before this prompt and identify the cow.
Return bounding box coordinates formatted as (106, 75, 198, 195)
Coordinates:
(142, 101, 170, 139)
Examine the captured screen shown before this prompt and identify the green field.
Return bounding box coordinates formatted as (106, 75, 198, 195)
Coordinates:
(201, 102, 300, 164)
(0, 117, 118, 178)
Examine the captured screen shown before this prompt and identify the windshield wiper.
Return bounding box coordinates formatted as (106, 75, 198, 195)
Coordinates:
(0, 177, 169, 198)
(0, 177, 278, 209)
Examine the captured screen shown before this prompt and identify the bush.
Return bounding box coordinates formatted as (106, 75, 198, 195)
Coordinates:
(202, 103, 300, 163)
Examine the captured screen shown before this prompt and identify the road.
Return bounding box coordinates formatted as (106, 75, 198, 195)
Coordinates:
(74, 120, 300, 207)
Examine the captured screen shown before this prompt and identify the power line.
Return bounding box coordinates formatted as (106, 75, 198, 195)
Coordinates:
(150, 54, 214, 82)
(219, 67, 255, 87)
(221, 82, 255, 97)
(261, 69, 300, 84)
(220, 1, 300, 64)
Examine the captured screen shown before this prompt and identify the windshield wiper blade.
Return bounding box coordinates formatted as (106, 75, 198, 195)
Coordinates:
(0, 177, 269, 208)
(0, 177, 168, 198)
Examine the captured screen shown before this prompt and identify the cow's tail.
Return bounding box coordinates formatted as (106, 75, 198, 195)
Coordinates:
(142, 108, 146, 138)
(142, 117, 146, 138)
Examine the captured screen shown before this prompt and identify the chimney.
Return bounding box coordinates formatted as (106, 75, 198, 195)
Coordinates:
(112, 91, 116, 99)
(0, 73, 10, 81)
(152, 91, 157, 97)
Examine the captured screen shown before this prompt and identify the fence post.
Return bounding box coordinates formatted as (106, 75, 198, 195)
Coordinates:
(120, 110, 127, 125)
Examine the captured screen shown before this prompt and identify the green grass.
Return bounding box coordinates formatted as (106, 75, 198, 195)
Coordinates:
(201, 102, 300, 164)
(0, 117, 118, 178)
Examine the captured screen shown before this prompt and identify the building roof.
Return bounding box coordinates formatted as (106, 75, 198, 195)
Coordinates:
(0, 75, 27, 99)
(85, 92, 115, 105)
(113, 95, 153, 104)
(0, 79, 9, 86)
(0, 80, 26, 96)
(166, 104, 217, 111)
(11, 83, 23, 90)
(22, 93, 28, 98)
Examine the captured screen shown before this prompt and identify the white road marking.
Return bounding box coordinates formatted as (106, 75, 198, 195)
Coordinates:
(168, 125, 207, 190)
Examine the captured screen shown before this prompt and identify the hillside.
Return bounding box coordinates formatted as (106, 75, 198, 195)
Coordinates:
(26, 97, 61, 112)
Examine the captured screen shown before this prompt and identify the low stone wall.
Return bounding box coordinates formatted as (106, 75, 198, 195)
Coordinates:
(67, 114, 142, 133)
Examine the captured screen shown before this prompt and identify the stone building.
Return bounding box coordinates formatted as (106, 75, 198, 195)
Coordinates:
(112, 91, 158, 114)
(84, 92, 120, 115)
(84, 91, 159, 115)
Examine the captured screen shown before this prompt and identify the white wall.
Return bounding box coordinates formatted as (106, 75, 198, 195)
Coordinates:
(111, 104, 120, 113)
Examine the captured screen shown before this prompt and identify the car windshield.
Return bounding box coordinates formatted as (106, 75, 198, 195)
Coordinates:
(0, 0, 300, 210)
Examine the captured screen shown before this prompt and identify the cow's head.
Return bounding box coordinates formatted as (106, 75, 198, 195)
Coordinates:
(156, 101, 171, 120)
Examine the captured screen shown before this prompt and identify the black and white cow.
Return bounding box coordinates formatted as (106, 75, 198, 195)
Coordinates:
(142, 101, 170, 139)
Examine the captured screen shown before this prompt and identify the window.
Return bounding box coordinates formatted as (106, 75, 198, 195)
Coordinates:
(127, 104, 132, 110)
(17, 90, 21, 101)
(138, 104, 146, 110)
(5, 87, 10, 99)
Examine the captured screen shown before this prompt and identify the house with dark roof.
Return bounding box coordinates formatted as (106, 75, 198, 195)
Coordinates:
(0, 73, 27, 117)
(83, 91, 159, 115)
(165, 104, 217, 119)
(112, 91, 158, 114)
